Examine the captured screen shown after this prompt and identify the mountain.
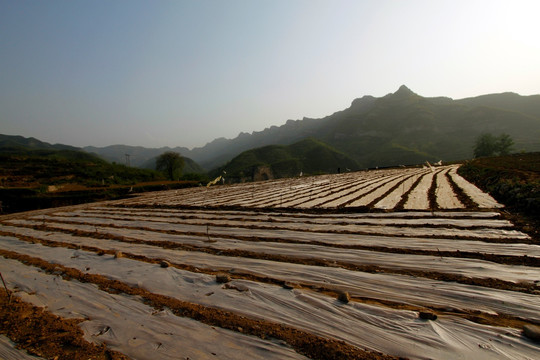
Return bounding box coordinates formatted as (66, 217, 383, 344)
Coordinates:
(212, 138, 359, 182)
(184, 85, 540, 169)
(456, 92, 540, 119)
(10, 85, 540, 172)
(182, 157, 206, 174)
(0, 134, 79, 152)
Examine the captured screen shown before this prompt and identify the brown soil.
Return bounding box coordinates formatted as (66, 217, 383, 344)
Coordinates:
(0, 292, 130, 360)
(445, 171, 479, 210)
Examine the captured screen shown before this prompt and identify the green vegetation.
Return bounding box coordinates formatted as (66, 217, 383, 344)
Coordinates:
(0, 149, 164, 188)
(473, 133, 514, 158)
(156, 151, 185, 180)
(212, 138, 359, 182)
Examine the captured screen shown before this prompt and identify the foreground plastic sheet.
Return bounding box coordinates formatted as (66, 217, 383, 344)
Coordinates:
(1, 241, 539, 360)
(0, 258, 307, 360)
(4, 222, 538, 284)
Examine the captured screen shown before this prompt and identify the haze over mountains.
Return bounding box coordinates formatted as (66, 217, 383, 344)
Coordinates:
(83, 86, 540, 171)
(3, 86, 540, 175)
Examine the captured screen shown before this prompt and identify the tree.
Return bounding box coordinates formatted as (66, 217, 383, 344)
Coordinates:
(156, 152, 185, 180)
(474, 133, 497, 158)
(473, 133, 514, 158)
(496, 133, 514, 156)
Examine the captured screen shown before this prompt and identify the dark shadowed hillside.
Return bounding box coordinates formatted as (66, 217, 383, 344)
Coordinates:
(211, 138, 359, 182)
(139, 154, 206, 175)
(314, 86, 540, 168)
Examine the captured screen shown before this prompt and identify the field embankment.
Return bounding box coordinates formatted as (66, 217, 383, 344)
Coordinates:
(458, 152, 540, 239)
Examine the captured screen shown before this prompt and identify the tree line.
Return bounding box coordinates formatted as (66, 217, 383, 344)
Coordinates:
(473, 133, 514, 158)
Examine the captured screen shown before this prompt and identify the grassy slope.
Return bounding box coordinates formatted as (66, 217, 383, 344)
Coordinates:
(458, 152, 540, 240)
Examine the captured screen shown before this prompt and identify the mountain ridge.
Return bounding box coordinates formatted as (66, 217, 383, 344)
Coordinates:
(5, 86, 540, 171)
(180, 86, 540, 169)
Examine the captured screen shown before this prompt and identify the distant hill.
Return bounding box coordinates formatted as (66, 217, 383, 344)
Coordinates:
(0, 134, 205, 180)
(212, 138, 359, 182)
(0, 134, 79, 152)
(0, 138, 163, 189)
(456, 92, 540, 119)
(84, 144, 191, 167)
(181, 157, 206, 174)
(312, 85, 540, 167)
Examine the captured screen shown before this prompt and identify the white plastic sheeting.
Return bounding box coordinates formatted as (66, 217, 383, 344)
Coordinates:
(1, 239, 539, 360)
(0, 256, 307, 360)
(118, 165, 502, 210)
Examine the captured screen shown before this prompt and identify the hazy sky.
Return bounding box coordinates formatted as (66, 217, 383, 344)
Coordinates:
(1, 0, 539, 149)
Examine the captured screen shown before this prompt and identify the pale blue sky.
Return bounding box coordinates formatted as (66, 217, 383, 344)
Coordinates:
(1, 0, 539, 148)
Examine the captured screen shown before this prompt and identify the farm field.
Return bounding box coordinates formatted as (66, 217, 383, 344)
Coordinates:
(1, 165, 540, 359)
